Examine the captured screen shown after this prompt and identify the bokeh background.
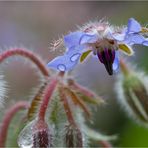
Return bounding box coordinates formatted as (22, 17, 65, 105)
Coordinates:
(0, 1, 148, 147)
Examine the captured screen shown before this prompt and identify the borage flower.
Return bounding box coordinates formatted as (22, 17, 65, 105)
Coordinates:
(48, 18, 148, 75)
(112, 18, 148, 46)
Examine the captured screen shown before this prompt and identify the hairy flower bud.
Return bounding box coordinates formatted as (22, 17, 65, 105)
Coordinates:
(18, 119, 52, 148)
(32, 119, 52, 148)
(64, 124, 83, 147)
(116, 61, 148, 126)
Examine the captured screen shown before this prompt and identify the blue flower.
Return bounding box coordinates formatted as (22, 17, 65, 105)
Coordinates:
(47, 18, 148, 75)
(112, 18, 148, 46)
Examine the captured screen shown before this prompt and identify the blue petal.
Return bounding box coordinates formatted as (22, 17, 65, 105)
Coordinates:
(127, 18, 141, 34)
(143, 39, 148, 46)
(113, 52, 119, 73)
(47, 46, 83, 71)
(66, 44, 86, 55)
(64, 31, 84, 48)
(111, 33, 125, 41)
(79, 34, 98, 44)
(125, 34, 148, 46)
(110, 28, 126, 41)
(64, 31, 97, 49)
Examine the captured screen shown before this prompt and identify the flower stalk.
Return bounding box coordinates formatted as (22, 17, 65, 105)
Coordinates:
(64, 87, 91, 117)
(38, 78, 58, 121)
(0, 48, 50, 77)
(0, 101, 29, 147)
(68, 79, 104, 104)
(59, 86, 76, 126)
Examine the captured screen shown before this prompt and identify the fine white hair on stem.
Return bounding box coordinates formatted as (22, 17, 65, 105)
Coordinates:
(0, 75, 7, 108)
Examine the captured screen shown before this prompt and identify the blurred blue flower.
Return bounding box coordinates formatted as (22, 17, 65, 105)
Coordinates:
(47, 18, 148, 75)
(112, 18, 148, 46)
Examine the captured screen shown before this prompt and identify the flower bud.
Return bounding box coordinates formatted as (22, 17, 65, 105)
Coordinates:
(116, 61, 148, 126)
(18, 119, 52, 148)
(64, 124, 83, 147)
(32, 119, 52, 148)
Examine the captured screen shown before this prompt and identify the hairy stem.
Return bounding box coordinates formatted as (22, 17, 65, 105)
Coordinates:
(0, 48, 49, 77)
(38, 72, 64, 122)
(0, 101, 29, 147)
(59, 86, 76, 126)
(38, 78, 58, 121)
(64, 87, 91, 117)
(68, 79, 97, 98)
(59, 87, 83, 147)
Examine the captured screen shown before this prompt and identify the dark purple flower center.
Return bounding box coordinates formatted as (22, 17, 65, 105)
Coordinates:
(97, 48, 115, 75)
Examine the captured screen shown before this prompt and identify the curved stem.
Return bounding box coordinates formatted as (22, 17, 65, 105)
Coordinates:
(0, 101, 29, 147)
(38, 72, 65, 121)
(64, 87, 91, 117)
(0, 48, 49, 77)
(68, 79, 96, 98)
(59, 86, 76, 126)
(59, 86, 83, 147)
(38, 78, 58, 121)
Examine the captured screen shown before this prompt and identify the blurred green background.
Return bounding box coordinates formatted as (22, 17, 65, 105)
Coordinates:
(0, 1, 148, 147)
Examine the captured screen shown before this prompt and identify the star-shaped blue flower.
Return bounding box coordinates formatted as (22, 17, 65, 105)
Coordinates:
(47, 18, 148, 75)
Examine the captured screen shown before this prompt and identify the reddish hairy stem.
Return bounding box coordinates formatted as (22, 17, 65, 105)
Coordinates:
(99, 141, 112, 148)
(38, 78, 58, 121)
(68, 79, 96, 98)
(59, 87, 76, 126)
(0, 101, 29, 147)
(0, 48, 49, 77)
(58, 71, 65, 77)
(59, 87, 83, 147)
(38, 72, 64, 121)
(64, 87, 91, 117)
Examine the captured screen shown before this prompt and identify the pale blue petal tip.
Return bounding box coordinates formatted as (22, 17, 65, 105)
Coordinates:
(113, 53, 119, 73)
(64, 31, 85, 48)
(127, 18, 141, 34)
(125, 34, 148, 46)
(110, 28, 127, 41)
(112, 33, 125, 41)
(80, 34, 98, 44)
(64, 31, 98, 49)
(143, 40, 148, 46)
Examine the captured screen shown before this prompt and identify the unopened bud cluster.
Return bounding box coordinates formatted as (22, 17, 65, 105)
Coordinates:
(116, 61, 148, 126)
